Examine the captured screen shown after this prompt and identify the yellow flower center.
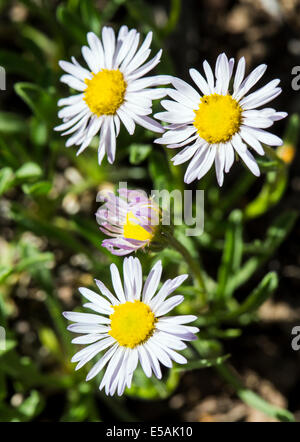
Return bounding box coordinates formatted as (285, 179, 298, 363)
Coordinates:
(123, 211, 154, 242)
(194, 93, 242, 144)
(109, 300, 156, 348)
(84, 69, 127, 116)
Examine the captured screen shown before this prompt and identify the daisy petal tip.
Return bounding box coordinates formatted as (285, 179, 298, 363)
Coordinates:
(189, 334, 198, 341)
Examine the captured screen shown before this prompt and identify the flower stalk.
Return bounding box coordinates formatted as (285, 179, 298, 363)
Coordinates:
(167, 233, 207, 305)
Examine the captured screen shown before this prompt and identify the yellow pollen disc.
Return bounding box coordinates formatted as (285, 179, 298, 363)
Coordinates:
(109, 300, 156, 348)
(84, 69, 127, 116)
(193, 93, 242, 144)
(123, 211, 154, 242)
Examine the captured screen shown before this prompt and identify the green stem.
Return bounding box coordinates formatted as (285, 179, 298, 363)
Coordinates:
(167, 235, 207, 303)
(215, 363, 295, 422)
(163, 0, 182, 36)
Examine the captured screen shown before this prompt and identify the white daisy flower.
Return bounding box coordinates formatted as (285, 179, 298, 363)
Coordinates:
(63, 257, 198, 396)
(55, 26, 170, 164)
(154, 53, 287, 186)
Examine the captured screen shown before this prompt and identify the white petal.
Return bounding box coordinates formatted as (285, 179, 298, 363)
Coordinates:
(155, 126, 197, 144)
(233, 57, 246, 94)
(172, 142, 201, 166)
(126, 49, 161, 81)
(215, 143, 225, 186)
(71, 337, 113, 363)
(234, 64, 267, 101)
(232, 134, 260, 176)
(165, 87, 197, 109)
(142, 260, 162, 304)
(171, 77, 200, 104)
(117, 106, 136, 135)
(224, 142, 235, 173)
(138, 345, 152, 377)
(243, 117, 273, 129)
(156, 331, 187, 350)
(240, 127, 265, 155)
(147, 338, 172, 368)
(110, 264, 126, 303)
(158, 315, 197, 325)
(60, 74, 86, 91)
(154, 110, 193, 124)
(87, 32, 105, 71)
(78, 287, 113, 314)
(102, 26, 116, 70)
(184, 144, 210, 184)
(106, 117, 116, 164)
(153, 295, 184, 316)
(58, 93, 84, 107)
(63, 311, 110, 324)
(189, 68, 211, 95)
(59, 60, 91, 82)
(95, 279, 119, 305)
(203, 60, 215, 93)
(114, 29, 137, 67)
(82, 46, 99, 73)
(67, 323, 109, 334)
(196, 145, 217, 181)
(243, 127, 283, 146)
(120, 33, 140, 71)
(131, 114, 163, 133)
(143, 343, 162, 379)
(71, 333, 104, 345)
(86, 343, 118, 381)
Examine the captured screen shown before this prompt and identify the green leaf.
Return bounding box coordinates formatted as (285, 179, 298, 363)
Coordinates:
(192, 338, 224, 359)
(14, 82, 56, 122)
(226, 272, 278, 320)
(230, 211, 298, 290)
(0, 112, 27, 134)
(57, 5, 88, 44)
(217, 210, 243, 299)
(80, 0, 101, 33)
(256, 157, 281, 171)
(176, 354, 230, 372)
(0, 50, 37, 79)
(101, 0, 126, 23)
(15, 162, 42, 181)
(17, 390, 44, 419)
(16, 252, 54, 273)
(39, 328, 62, 360)
(244, 167, 288, 219)
(22, 181, 52, 196)
(216, 363, 295, 422)
(129, 143, 151, 165)
(0, 339, 17, 356)
(0, 252, 55, 285)
(0, 167, 15, 195)
(0, 266, 13, 284)
(149, 150, 173, 191)
(29, 118, 48, 146)
(126, 366, 180, 400)
(283, 113, 300, 147)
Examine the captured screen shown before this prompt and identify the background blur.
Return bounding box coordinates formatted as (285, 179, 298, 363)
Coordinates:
(0, 0, 300, 422)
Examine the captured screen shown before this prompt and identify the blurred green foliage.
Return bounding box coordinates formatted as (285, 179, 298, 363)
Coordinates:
(0, 0, 298, 422)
